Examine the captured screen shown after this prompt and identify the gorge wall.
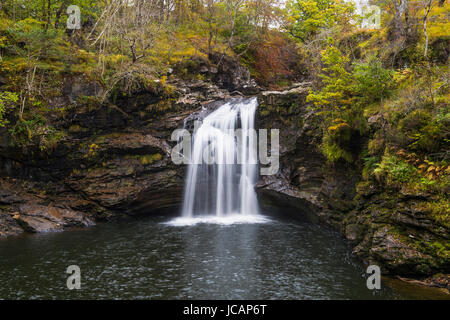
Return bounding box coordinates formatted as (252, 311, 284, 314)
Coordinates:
(256, 83, 449, 286)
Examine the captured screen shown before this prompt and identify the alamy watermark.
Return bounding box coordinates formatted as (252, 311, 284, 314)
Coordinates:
(356, 1, 381, 29)
(170, 121, 279, 176)
(366, 265, 381, 290)
(67, 5, 81, 30)
(66, 265, 81, 290)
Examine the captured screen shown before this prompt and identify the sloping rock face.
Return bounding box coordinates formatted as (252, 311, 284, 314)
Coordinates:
(256, 83, 449, 285)
(256, 83, 359, 227)
(0, 179, 95, 236)
(16, 204, 94, 233)
(209, 53, 259, 95)
(0, 210, 23, 238)
(66, 132, 176, 211)
(343, 185, 449, 277)
(174, 53, 260, 95)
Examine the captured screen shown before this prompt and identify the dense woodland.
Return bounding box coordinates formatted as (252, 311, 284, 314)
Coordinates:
(0, 1, 448, 250)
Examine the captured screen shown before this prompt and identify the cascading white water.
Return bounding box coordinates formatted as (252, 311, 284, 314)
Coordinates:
(181, 98, 260, 219)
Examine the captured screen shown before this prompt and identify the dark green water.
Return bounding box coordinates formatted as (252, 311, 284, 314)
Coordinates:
(0, 215, 447, 299)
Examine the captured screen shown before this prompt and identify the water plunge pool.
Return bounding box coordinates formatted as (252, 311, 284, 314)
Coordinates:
(1, 214, 442, 299)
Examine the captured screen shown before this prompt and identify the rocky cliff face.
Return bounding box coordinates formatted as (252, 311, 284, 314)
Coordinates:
(256, 83, 360, 228)
(255, 83, 449, 288)
(0, 56, 257, 237)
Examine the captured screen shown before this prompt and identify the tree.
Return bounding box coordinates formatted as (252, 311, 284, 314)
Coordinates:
(307, 43, 372, 163)
(392, 0, 410, 39)
(423, 0, 433, 57)
(203, 0, 224, 57)
(390, 0, 422, 47)
(89, 0, 164, 71)
(353, 56, 394, 122)
(307, 43, 354, 118)
(284, 0, 355, 42)
(7, 18, 57, 119)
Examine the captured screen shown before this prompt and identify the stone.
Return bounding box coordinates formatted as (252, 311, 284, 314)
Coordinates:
(16, 204, 94, 233)
(0, 210, 23, 238)
(346, 224, 365, 243)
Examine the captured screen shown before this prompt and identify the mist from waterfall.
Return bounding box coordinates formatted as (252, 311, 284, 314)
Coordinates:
(171, 98, 265, 225)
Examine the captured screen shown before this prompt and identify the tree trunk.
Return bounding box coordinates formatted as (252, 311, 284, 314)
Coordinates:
(423, 0, 432, 57)
(42, 0, 47, 26)
(47, 0, 51, 30)
(55, 3, 65, 29)
(393, 0, 409, 39)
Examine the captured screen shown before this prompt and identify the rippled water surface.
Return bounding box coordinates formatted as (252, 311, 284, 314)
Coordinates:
(0, 215, 446, 299)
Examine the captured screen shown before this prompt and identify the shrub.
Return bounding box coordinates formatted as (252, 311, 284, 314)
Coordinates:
(321, 133, 353, 163)
(374, 155, 418, 185)
(0, 91, 18, 127)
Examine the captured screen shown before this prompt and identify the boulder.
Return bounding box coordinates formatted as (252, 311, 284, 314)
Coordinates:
(209, 53, 260, 95)
(369, 225, 435, 275)
(0, 211, 23, 238)
(16, 204, 94, 233)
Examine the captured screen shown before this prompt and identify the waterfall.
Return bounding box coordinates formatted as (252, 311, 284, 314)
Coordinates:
(181, 98, 260, 220)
